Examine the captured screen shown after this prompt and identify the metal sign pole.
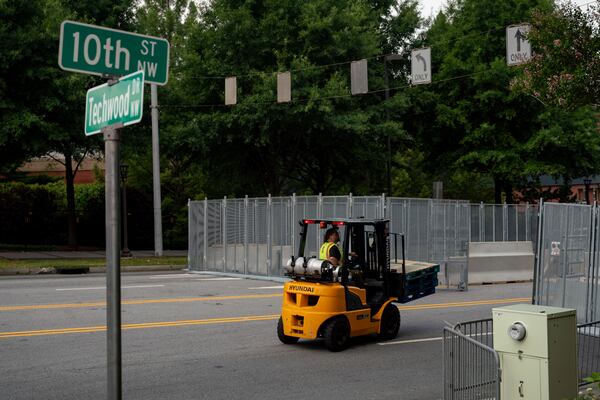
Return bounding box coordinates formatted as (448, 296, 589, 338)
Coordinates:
(151, 84, 164, 256)
(104, 124, 122, 400)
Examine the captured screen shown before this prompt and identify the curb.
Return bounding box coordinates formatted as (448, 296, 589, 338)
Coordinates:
(0, 265, 185, 276)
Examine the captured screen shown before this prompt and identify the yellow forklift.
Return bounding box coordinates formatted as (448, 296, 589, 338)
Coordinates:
(277, 218, 439, 351)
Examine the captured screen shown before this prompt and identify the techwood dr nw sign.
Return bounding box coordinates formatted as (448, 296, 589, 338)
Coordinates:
(84, 70, 145, 135)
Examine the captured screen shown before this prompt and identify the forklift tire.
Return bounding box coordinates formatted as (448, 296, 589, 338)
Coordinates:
(378, 304, 400, 341)
(277, 317, 299, 344)
(323, 317, 351, 352)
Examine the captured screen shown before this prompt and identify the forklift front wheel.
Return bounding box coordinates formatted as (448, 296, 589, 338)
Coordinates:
(323, 317, 351, 352)
(277, 317, 300, 345)
(378, 304, 400, 341)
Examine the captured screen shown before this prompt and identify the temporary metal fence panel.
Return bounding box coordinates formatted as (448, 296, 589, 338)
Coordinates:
(535, 202, 594, 322)
(351, 195, 384, 219)
(189, 195, 538, 284)
(443, 325, 500, 400)
(470, 203, 537, 242)
(188, 200, 205, 270)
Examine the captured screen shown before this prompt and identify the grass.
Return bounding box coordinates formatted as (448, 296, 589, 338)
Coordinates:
(0, 256, 187, 270)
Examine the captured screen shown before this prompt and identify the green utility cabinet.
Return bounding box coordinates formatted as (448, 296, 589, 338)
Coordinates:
(492, 304, 577, 400)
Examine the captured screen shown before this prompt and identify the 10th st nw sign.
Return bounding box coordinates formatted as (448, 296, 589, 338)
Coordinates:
(59, 21, 169, 85)
(85, 70, 145, 136)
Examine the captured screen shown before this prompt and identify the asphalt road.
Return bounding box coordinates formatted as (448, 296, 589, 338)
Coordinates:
(0, 272, 532, 400)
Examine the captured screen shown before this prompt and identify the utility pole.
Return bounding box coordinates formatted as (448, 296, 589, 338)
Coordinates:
(104, 123, 122, 400)
(151, 84, 163, 256)
(384, 54, 402, 196)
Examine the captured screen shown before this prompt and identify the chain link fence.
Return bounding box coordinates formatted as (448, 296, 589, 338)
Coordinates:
(188, 194, 537, 279)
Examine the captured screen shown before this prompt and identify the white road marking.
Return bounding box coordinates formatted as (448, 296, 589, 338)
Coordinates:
(192, 278, 243, 281)
(378, 336, 442, 346)
(248, 286, 284, 290)
(149, 274, 195, 279)
(56, 285, 165, 291)
(378, 332, 491, 346)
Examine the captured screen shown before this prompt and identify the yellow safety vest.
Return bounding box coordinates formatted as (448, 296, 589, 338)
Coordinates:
(319, 242, 343, 263)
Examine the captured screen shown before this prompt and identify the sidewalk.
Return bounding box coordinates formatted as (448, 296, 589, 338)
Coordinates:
(0, 250, 187, 260)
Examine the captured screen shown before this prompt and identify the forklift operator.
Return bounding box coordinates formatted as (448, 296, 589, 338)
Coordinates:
(320, 228, 343, 266)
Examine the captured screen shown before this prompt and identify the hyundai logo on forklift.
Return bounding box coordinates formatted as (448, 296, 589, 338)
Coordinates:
(277, 218, 440, 352)
(288, 285, 315, 293)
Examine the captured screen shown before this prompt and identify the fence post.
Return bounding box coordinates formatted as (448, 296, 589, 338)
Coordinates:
(267, 194, 272, 276)
(222, 196, 227, 272)
(244, 195, 248, 275)
(347, 193, 353, 218)
(525, 202, 530, 242)
(492, 204, 496, 242)
(479, 202, 484, 242)
(187, 199, 191, 270)
(291, 193, 297, 257)
(428, 199, 433, 261)
(381, 193, 386, 219)
(587, 203, 596, 321)
(255, 198, 259, 274)
(317, 193, 323, 219)
(203, 197, 208, 270)
(503, 202, 508, 242)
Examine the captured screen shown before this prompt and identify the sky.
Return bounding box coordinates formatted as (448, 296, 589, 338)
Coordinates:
(418, 0, 596, 18)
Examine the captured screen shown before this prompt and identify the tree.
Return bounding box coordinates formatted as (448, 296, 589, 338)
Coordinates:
(149, 0, 420, 196)
(512, 2, 600, 109)
(510, 2, 600, 201)
(413, 0, 553, 203)
(0, 0, 134, 248)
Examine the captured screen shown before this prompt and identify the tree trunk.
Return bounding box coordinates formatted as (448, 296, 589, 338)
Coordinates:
(65, 152, 78, 249)
(494, 178, 502, 204)
(504, 183, 514, 204)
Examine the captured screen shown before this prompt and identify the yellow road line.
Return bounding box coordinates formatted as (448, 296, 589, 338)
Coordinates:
(0, 297, 529, 339)
(0, 315, 280, 338)
(0, 293, 282, 311)
(397, 297, 530, 311)
(0, 295, 529, 313)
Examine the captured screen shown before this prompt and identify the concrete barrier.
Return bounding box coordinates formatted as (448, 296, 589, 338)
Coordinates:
(467, 241, 534, 284)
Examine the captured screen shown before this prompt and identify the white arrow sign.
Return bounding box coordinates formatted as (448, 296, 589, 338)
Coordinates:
(411, 47, 431, 85)
(506, 24, 532, 66)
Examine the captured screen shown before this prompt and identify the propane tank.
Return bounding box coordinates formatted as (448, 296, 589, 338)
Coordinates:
(284, 257, 332, 277)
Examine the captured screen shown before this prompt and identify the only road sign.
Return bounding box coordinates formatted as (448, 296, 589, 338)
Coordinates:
(411, 47, 431, 85)
(85, 70, 145, 136)
(59, 20, 169, 85)
(506, 24, 531, 66)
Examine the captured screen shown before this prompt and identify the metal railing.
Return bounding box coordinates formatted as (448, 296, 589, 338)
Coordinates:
(454, 318, 494, 348)
(448, 317, 600, 389)
(443, 325, 501, 400)
(578, 320, 600, 386)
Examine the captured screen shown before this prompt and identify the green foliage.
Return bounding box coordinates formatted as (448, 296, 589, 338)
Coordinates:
(577, 373, 600, 399)
(512, 2, 600, 109)
(134, 0, 420, 197)
(413, 0, 553, 202)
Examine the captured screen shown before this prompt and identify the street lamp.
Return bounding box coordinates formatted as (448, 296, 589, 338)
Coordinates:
(120, 163, 132, 257)
(384, 54, 403, 196)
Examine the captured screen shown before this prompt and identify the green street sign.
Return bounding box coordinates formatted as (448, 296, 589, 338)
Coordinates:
(85, 70, 145, 136)
(59, 20, 169, 85)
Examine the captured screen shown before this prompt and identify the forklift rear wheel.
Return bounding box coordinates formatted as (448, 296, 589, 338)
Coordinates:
(378, 304, 400, 341)
(323, 317, 351, 352)
(277, 317, 299, 344)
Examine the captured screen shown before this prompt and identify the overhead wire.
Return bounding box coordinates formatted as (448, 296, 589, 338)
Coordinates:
(159, 0, 598, 109)
(159, 68, 494, 109)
